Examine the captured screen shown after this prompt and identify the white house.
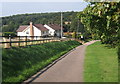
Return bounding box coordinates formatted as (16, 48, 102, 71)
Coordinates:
(44, 24, 62, 37)
(16, 22, 63, 37)
(16, 22, 49, 37)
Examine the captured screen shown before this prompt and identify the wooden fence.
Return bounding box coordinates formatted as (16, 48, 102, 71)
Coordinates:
(0, 36, 73, 48)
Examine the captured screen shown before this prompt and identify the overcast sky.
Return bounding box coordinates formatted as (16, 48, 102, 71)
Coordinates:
(1, 0, 84, 2)
(1, 0, 89, 17)
(1, 2, 88, 17)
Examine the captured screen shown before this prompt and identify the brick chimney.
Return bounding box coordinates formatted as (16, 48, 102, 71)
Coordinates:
(30, 22, 34, 36)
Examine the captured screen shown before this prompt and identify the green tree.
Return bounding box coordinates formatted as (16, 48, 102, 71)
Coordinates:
(78, 2, 120, 46)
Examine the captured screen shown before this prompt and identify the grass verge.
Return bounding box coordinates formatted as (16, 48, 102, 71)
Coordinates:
(84, 41, 118, 82)
(2, 40, 81, 83)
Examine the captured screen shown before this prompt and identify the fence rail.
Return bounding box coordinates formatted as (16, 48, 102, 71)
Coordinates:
(0, 36, 73, 48)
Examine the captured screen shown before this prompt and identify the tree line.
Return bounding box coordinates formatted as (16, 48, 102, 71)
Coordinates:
(1, 11, 84, 33)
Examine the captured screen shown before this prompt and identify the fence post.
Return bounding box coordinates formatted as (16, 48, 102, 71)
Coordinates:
(32, 36, 34, 45)
(39, 36, 41, 44)
(30, 36, 33, 45)
(3, 37, 10, 48)
(43, 40, 44, 43)
(18, 36, 20, 47)
(9, 35, 12, 48)
(25, 36, 27, 46)
(36, 36, 37, 44)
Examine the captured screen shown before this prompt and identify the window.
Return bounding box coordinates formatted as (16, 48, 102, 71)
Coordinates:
(43, 31, 45, 34)
(26, 31, 29, 34)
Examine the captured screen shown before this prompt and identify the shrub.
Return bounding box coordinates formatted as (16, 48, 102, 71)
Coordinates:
(2, 32, 17, 36)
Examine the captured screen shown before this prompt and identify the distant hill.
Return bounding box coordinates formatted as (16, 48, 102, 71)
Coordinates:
(1, 11, 84, 33)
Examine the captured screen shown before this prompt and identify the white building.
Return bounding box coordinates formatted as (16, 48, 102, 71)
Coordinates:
(16, 22, 63, 37)
(16, 22, 49, 37)
(44, 24, 62, 37)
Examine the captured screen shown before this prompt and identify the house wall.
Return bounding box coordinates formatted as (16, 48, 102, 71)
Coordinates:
(17, 26, 42, 36)
(33, 26, 42, 36)
(55, 29, 61, 37)
(44, 24, 55, 36)
(17, 32, 26, 36)
(17, 26, 29, 36)
(41, 31, 49, 36)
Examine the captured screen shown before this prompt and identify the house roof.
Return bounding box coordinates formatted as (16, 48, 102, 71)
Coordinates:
(16, 24, 48, 32)
(47, 24, 63, 30)
(16, 25, 29, 32)
(34, 24, 49, 31)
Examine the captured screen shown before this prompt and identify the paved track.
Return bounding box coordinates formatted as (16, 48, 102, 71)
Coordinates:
(26, 41, 97, 83)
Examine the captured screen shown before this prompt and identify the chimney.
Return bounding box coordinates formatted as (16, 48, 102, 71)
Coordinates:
(30, 22, 34, 36)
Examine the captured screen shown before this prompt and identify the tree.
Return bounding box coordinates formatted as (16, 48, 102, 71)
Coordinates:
(78, 2, 120, 47)
(2, 11, 78, 32)
(70, 18, 78, 32)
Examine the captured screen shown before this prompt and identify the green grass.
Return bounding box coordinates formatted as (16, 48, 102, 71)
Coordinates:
(84, 41, 118, 82)
(2, 40, 81, 83)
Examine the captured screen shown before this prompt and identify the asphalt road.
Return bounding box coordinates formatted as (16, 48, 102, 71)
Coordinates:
(26, 41, 97, 83)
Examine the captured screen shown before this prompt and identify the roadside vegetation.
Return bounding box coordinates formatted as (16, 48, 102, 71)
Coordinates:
(2, 40, 81, 83)
(84, 41, 118, 82)
(78, 2, 119, 82)
(78, 2, 120, 47)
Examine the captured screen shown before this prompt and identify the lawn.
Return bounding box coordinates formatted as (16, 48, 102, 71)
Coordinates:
(2, 40, 81, 83)
(84, 41, 118, 82)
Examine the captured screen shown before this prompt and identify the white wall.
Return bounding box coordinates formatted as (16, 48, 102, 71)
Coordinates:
(44, 24, 55, 36)
(17, 26, 28, 36)
(41, 31, 49, 36)
(33, 26, 42, 36)
(17, 32, 26, 36)
(17, 25, 50, 37)
(17, 26, 42, 36)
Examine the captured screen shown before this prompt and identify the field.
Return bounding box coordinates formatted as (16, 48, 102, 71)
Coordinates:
(2, 40, 81, 83)
(84, 41, 118, 82)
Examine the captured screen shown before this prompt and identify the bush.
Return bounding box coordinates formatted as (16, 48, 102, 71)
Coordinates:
(2, 40, 81, 83)
(2, 32, 17, 36)
(72, 32, 77, 38)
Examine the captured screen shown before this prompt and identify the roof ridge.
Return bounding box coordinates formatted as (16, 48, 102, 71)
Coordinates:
(20, 25, 29, 26)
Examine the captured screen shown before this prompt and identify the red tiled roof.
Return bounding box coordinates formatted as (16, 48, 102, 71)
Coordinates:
(47, 24, 63, 30)
(34, 24, 48, 31)
(16, 24, 48, 32)
(16, 25, 29, 32)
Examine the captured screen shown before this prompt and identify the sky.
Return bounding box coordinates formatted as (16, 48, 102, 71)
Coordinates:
(1, 0, 84, 2)
(1, 0, 88, 17)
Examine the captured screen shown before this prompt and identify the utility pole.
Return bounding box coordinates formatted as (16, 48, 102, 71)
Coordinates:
(77, 19, 79, 39)
(61, 12, 63, 38)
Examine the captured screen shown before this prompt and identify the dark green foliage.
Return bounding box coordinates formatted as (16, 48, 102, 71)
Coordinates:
(2, 11, 85, 33)
(118, 46, 120, 60)
(2, 32, 17, 36)
(2, 40, 81, 82)
(2, 12, 80, 32)
(78, 2, 120, 47)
